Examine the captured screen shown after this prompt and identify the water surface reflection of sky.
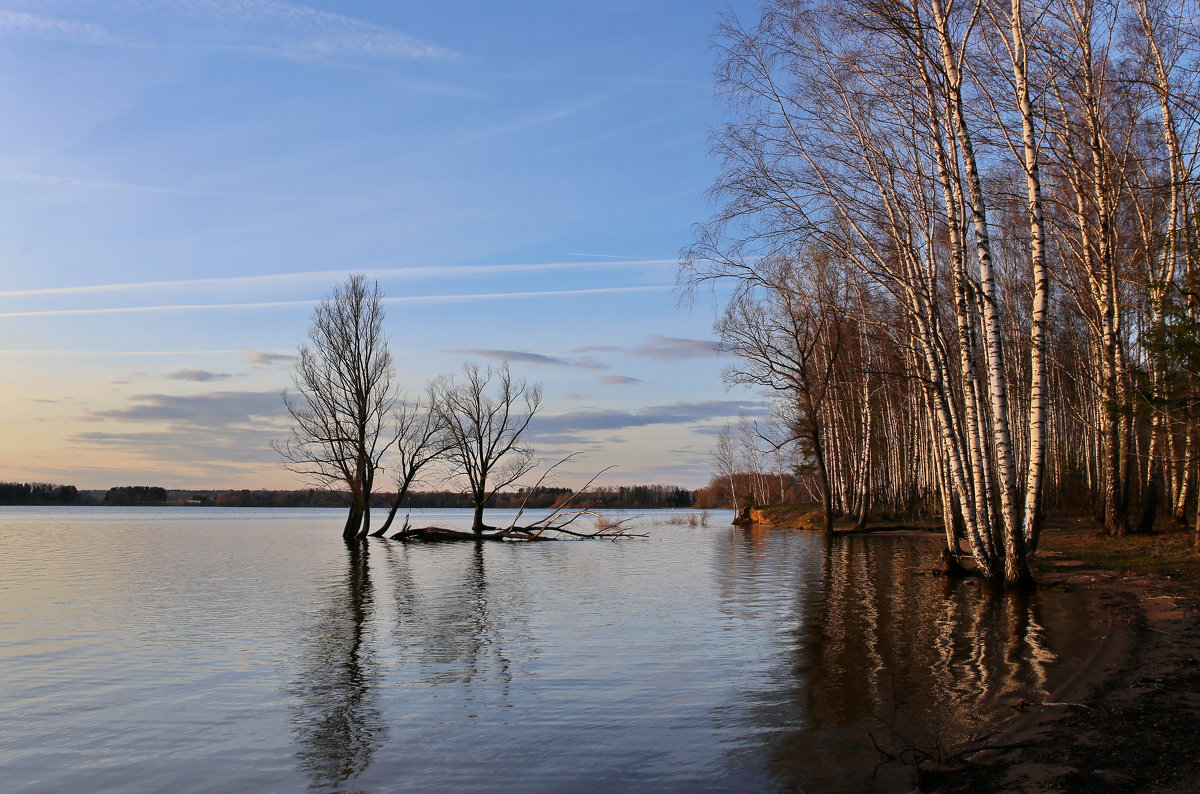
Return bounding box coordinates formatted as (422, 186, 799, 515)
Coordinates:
(0, 507, 1107, 792)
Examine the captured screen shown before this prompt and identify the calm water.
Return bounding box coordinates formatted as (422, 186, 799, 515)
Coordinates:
(0, 507, 1106, 792)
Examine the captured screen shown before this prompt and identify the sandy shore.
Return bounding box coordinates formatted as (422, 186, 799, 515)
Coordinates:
(923, 551, 1200, 792)
(735, 513, 1200, 790)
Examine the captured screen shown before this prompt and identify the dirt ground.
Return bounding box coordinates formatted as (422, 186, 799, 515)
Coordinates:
(921, 525, 1200, 793)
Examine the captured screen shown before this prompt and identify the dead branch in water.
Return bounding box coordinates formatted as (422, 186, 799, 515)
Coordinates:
(382, 457, 646, 542)
(387, 513, 645, 543)
(503, 453, 592, 532)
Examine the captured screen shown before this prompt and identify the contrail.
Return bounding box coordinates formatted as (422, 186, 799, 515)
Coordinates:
(0, 285, 673, 318)
(0, 260, 674, 298)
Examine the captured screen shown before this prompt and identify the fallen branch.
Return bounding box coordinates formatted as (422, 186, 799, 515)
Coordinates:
(387, 512, 646, 542)
(382, 457, 648, 542)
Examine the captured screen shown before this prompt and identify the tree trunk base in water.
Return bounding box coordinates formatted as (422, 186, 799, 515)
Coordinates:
(940, 547, 968, 577)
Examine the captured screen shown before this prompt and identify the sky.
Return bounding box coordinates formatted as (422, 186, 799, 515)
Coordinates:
(0, 0, 766, 491)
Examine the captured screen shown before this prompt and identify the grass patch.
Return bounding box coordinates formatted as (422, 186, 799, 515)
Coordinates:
(663, 512, 711, 527)
(745, 503, 941, 532)
(1039, 518, 1200, 580)
(754, 503, 824, 529)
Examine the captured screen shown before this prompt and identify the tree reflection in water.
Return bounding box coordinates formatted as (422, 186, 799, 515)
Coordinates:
(280, 527, 1099, 792)
(715, 531, 1100, 793)
(290, 540, 387, 792)
(382, 541, 522, 689)
(290, 540, 527, 792)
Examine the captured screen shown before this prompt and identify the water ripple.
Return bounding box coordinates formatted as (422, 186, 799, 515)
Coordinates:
(0, 507, 1106, 792)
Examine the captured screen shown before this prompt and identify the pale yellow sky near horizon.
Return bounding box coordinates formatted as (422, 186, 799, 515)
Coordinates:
(0, 0, 765, 491)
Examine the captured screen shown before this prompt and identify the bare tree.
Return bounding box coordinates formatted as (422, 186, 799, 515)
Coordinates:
(680, 0, 1200, 580)
(717, 258, 846, 535)
(374, 385, 454, 536)
(275, 275, 398, 540)
(432, 361, 543, 533)
(683, 0, 1042, 581)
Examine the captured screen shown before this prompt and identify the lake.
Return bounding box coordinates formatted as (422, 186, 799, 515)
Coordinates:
(0, 507, 1106, 792)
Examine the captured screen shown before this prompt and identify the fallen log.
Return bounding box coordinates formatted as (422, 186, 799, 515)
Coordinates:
(387, 518, 646, 543)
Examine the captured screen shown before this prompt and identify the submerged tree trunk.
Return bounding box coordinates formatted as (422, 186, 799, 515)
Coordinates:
(812, 425, 835, 537)
(376, 475, 418, 536)
(276, 275, 399, 542)
(342, 499, 364, 540)
(359, 495, 372, 538)
(377, 498, 404, 536)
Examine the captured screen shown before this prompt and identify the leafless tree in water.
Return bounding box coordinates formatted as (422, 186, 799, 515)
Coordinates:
(275, 274, 398, 539)
(433, 361, 542, 533)
(374, 384, 455, 535)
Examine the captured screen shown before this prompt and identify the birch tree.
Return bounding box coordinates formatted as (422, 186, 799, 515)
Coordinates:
(711, 424, 742, 510)
(689, 0, 1200, 572)
(684, 0, 1047, 582)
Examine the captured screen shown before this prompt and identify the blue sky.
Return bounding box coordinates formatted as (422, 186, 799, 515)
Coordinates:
(0, 0, 763, 490)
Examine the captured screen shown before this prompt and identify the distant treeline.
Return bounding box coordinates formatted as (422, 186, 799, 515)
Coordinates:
(373, 484, 693, 510)
(577, 484, 694, 509)
(0, 483, 176, 505)
(204, 483, 694, 510)
(0, 482, 697, 509)
(0, 482, 84, 505)
(103, 486, 168, 505)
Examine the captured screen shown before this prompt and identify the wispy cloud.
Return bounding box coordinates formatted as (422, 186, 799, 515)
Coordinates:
(569, 344, 621, 354)
(184, 0, 458, 62)
(523, 434, 608, 449)
(24, 459, 271, 489)
(71, 388, 292, 478)
(1, 172, 385, 204)
(445, 348, 610, 370)
(468, 93, 612, 141)
(72, 427, 282, 471)
(392, 285, 673, 305)
(246, 350, 297, 366)
(532, 399, 768, 437)
(565, 252, 639, 259)
(0, 348, 246, 358)
(0, 10, 116, 45)
(0, 285, 672, 318)
(593, 460, 714, 488)
(573, 359, 607, 371)
(631, 335, 727, 361)
(0, 301, 315, 318)
(165, 369, 232, 382)
(85, 390, 286, 427)
(549, 105, 701, 154)
(0, 1, 458, 64)
(446, 349, 571, 367)
(600, 375, 641, 385)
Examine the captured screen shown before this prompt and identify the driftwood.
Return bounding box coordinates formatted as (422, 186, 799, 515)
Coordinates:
(386, 511, 645, 543)
(379, 458, 647, 543)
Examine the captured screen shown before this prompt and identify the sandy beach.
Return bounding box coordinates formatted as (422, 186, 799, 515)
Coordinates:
(925, 548, 1200, 792)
